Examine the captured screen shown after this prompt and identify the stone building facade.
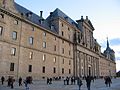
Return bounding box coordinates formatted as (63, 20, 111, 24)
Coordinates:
(0, 0, 116, 80)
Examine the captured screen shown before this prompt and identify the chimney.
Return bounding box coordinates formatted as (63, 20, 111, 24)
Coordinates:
(81, 16, 83, 19)
(65, 16, 68, 21)
(50, 12, 53, 17)
(86, 16, 88, 20)
(40, 11, 43, 17)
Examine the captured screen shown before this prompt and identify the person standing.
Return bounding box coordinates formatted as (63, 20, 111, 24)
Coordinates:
(86, 76, 92, 90)
(1, 76, 5, 85)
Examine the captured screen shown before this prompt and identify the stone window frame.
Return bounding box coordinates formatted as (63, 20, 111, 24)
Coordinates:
(11, 47, 16, 56)
(29, 37, 34, 45)
(42, 66, 45, 73)
(53, 57, 56, 63)
(62, 68, 64, 74)
(43, 54, 46, 62)
(10, 63, 14, 71)
(69, 69, 71, 74)
(28, 65, 32, 72)
(0, 26, 3, 35)
(29, 51, 33, 59)
(43, 41, 46, 48)
(54, 45, 56, 51)
(53, 67, 56, 73)
(12, 31, 17, 40)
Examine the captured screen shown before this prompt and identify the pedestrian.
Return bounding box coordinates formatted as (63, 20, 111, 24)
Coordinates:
(47, 77, 49, 84)
(24, 80, 29, 90)
(107, 76, 112, 87)
(85, 76, 92, 90)
(77, 77, 83, 90)
(104, 76, 112, 87)
(19, 77, 22, 86)
(1, 76, 5, 85)
(7, 76, 11, 87)
(10, 77, 15, 89)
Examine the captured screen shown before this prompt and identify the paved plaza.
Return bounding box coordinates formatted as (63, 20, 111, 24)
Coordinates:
(0, 78, 120, 90)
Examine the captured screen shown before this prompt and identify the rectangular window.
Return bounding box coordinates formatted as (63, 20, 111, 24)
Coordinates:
(53, 67, 56, 73)
(53, 57, 56, 63)
(29, 37, 34, 45)
(54, 37, 56, 40)
(32, 27, 34, 31)
(29, 52, 33, 59)
(62, 31, 64, 36)
(62, 40, 64, 43)
(62, 48, 64, 54)
(0, 26, 3, 35)
(42, 66, 45, 73)
(12, 31, 17, 40)
(68, 34, 70, 39)
(62, 68, 64, 74)
(11, 47, 16, 56)
(69, 50, 71, 55)
(69, 69, 71, 74)
(62, 58, 64, 64)
(62, 23, 64, 27)
(54, 45, 56, 51)
(43, 41, 46, 48)
(43, 54, 46, 61)
(28, 65, 32, 72)
(69, 60, 71, 65)
(10, 63, 14, 71)
(43, 32, 46, 37)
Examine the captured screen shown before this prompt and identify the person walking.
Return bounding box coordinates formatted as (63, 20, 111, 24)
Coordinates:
(1, 76, 5, 85)
(19, 77, 22, 86)
(77, 77, 83, 90)
(85, 76, 92, 90)
(24, 79, 29, 90)
(10, 77, 15, 89)
(104, 76, 112, 87)
(107, 76, 112, 87)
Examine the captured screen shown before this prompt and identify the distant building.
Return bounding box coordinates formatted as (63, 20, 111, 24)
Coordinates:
(0, 0, 116, 80)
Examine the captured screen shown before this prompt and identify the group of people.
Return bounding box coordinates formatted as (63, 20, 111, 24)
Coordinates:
(1, 75, 113, 90)
(104, 76, 112, 87)
(47, 77, 52, 84)
(0, 76, 33, 90)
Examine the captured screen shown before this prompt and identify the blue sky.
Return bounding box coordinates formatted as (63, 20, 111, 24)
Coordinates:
(15, 0, 120, 71)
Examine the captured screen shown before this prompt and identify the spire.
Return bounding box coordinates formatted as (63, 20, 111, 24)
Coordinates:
(107, 37, 109, 48)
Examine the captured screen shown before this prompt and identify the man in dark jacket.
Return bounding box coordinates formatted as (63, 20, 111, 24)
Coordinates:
(1, 76, 5, 85)
(86, 76, 92, 90)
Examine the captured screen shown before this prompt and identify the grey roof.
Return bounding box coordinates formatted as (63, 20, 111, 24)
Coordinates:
(14, 3, 52, 32)
(14, 3, 82, 33)
(46, 8, 82, 31)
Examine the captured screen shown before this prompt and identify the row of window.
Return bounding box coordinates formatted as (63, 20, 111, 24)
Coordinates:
(10, 63, 71, 74)
(0, 26, 71, 55)
(10, 47, 71, 65)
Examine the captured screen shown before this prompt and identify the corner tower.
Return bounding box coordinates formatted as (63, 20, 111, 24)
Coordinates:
(104, 38, 115, 61)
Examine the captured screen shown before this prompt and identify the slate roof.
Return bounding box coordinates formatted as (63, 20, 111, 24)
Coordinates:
(14, 3, 51, 32)
(46, 8, 83, 31)
(14, 3, 83, 33)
